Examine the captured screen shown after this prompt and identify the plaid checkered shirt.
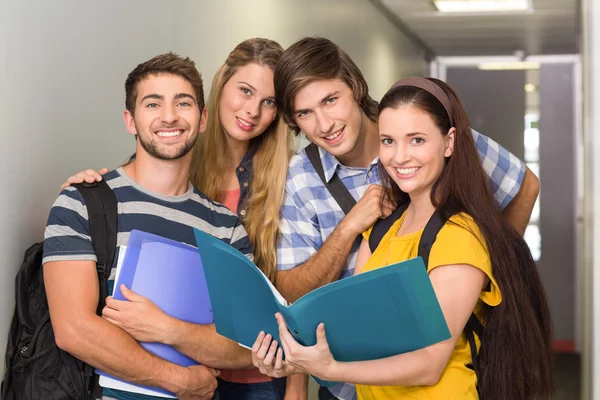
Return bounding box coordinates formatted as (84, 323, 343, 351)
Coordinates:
(276, 129, 526, 400)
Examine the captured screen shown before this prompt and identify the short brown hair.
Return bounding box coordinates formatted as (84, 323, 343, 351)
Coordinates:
(125, 52, 205, 115)
(274, 37, 378, 134)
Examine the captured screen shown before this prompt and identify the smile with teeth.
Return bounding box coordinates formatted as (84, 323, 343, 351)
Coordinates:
(325, 129, 343, 140)
(156, 130, 183, 137)
(237, 117, 255, 128)
(396, 167, 421, 176)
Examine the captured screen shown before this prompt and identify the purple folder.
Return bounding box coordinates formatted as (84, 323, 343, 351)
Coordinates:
(96, 229, 213, 396)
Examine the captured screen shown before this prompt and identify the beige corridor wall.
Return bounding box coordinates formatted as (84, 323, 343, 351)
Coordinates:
(0, 0, 428, 384)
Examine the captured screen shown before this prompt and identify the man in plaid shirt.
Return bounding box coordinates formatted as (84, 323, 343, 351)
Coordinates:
(272, 37, 539, 400)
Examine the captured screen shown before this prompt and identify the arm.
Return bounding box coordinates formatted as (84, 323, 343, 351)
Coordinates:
(284, 374, 309, 400)
(353, 239, 372, 276)
(272, 263, 487, 386)
(276, 185, 394, 302)
(44, 261, 218, 399)
(166, 320, 252, 369)
(471, 130, 535, 234)
(502, 167, 539, 235)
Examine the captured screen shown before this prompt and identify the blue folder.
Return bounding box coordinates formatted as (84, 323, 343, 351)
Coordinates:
(97, 229, 213, 397)
(193, 228, 451, 387)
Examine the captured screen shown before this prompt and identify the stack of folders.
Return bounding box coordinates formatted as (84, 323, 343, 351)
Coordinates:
(97, 229, 450, 395)
(192, 229, 451, 387)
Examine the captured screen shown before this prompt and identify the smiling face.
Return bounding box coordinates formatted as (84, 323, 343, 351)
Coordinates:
(378, 105, 454, 199)
(124, 73, 206, 161)
(292, 79, 365, 164)
(218, 63, 277, 145)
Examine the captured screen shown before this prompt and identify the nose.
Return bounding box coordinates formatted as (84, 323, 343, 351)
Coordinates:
(392, 143, 411, 165)
(160, 103, 179, 125)
(315, 110, 334, 134)
(245, 99, 261, 119)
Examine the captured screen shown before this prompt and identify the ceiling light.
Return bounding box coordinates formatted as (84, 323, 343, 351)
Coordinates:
(478, 61, 541, 70)
(524, 84, 536, 92)
(434, 0, 530, 13)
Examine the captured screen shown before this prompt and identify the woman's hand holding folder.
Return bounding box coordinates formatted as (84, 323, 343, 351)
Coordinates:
(252, 313, 337, 381)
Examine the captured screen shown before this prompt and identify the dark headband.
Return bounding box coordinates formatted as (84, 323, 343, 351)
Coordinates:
(390, 77, 454, 126)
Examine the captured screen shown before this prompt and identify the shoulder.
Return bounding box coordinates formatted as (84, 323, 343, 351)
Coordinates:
(284, 148, 323, 204)
(437, 213, 487, 250)
(286, 149, 316, 187)
(429, 212, 490, 272)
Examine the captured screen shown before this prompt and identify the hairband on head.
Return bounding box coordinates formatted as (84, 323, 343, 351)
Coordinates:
(389, 77, 454, 126)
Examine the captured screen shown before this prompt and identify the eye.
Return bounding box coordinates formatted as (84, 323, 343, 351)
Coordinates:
(263, 99, 275, 107)
(325, 97, 337, 105)
(381, 138, 394, 145)
(177, 102, 191, 107)
(241, 88, 252, 96)
(297, 110, 310, 118)
(411, 137, 425, 145)
(146, 103, 159, 108)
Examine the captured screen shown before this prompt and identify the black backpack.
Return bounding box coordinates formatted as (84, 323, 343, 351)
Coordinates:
(306, 143, 485, 394)
(1, 181, 117, 400)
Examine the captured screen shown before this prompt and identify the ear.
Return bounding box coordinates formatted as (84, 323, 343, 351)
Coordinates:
(199, 107, 208, 133)
(124, 110, 138, 136)
(444, 127, 455, 158)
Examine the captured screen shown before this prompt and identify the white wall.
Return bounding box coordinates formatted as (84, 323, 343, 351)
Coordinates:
(0, 0, 427, 380)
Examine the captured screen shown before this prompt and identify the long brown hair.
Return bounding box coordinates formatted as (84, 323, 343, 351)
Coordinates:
(378, 78, 554, 399)
(189, 39, 293, 282)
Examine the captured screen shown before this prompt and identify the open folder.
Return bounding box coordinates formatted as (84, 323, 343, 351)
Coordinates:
(97, 230, 213, 398)
(193, 229, 451, 387)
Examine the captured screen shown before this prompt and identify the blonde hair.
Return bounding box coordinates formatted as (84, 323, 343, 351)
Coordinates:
(190, 38, 293, 282)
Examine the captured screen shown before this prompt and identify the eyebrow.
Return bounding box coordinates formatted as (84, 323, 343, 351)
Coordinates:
(140, 94, 163, 103)
(320, 91, 339, 105)
(238, 81, 257, 91)
(293, 91, 341, 114)
(139, 93, 196, 103)
(174, 93, 196, 103)
(379, 132, 428, 138)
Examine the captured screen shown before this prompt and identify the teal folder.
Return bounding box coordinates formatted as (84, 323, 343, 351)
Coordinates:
(193, 229, 451, 386)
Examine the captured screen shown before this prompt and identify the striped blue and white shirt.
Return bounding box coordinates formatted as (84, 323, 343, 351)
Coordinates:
(276, 130, 525, 400)
(43, 167, 252, 400)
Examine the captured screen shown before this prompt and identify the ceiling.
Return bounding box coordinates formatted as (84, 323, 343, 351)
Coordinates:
(376, 0, 579, 57)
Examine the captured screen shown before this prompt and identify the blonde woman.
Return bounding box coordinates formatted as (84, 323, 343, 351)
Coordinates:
(61, 39, 303, 400)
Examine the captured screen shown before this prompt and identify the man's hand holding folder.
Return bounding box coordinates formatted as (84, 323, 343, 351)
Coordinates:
(103, 284, 174, 344)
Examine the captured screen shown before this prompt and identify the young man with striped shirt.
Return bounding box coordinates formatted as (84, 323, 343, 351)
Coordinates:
(43, 53, 253, 400)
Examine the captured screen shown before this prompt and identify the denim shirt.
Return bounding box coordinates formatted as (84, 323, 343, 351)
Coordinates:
(235, 145, 257, 220)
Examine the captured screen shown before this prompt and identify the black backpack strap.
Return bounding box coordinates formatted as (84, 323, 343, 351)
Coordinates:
(417, 210, 485, 397)
(465, 314, 485, 396)
(417, 210, 450, 266)
(73, 180, 118, 399)
(305, 143, 356, 215)
(368, 203, 409, 253)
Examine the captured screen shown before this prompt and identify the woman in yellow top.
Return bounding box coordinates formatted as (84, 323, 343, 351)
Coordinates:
(252, 77, 554, 399)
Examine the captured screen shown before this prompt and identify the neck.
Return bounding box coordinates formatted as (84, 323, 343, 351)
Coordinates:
(338, 116, 380, 168)
(123, 147, 191, 196)
(226, 135, 250, 169)
(220, 135, 250, 191)
(406, 189, 436, 225)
